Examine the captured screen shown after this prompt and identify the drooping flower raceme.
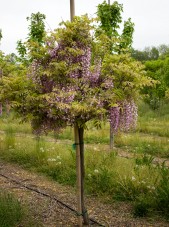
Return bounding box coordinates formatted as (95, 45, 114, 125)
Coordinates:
(109, 100, 138, 133)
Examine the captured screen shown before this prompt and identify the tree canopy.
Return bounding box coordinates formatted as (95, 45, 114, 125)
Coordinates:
(0, 14, 151, 134)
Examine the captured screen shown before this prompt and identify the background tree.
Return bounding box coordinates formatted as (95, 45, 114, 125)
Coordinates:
(142, 57, 169, 109)
(0, 29, 2, 43)
(131, 46, 159, 62)
(0, 51, 26, 115)
(16, 12, 46, 64)
(96, 0, 135, 148)
(158, 44, 169, 57)
(131, 44, 169, 109)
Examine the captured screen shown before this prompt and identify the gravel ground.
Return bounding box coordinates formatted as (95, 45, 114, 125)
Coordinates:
(0, 160, 169, 227)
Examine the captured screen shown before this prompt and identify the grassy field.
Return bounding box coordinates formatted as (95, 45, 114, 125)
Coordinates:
(0, 101, 169, 219)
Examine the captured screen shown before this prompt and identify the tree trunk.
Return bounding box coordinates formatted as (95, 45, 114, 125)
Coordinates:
(79, 127, 89, 225)
(110, 123, 114, 149)
(0, 103, 2, 116)
(74, 124, 83, 227)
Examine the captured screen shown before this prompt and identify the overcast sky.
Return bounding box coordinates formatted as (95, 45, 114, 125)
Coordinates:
(0, 0, 169, 54)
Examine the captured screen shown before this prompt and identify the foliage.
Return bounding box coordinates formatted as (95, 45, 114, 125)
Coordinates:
(16, 12, 46, 64)
(27, 12, 46, 44)
(4, 14, 149, 135)
(96, 1, 134, 52)
(133, 195, 154, 217)
(132, 44, 169, 62)
(142, 56, 169, 109)
(96, 1, 142, 135)
(120, 18, 135, 50)
(0, 51, 27, 107)
(131, 46, 160, 62)
(0, 50, 27, 117)
(97, 1, 123, 38)
(0, 29, 2, 42)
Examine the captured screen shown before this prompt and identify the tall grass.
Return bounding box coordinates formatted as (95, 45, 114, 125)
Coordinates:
(0, 190, 40, 227)
(0, 191, 24, 227)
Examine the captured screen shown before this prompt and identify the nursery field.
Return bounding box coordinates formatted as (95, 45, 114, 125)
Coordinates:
(0, 101, 169, 225)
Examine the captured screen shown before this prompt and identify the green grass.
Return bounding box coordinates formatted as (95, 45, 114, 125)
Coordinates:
(0, 190, 40, 227)
(0, 112, 32, 134)
(0, 191, 24, 227)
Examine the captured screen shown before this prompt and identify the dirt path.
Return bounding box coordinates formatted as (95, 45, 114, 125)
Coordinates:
(0, 160, 169, 226)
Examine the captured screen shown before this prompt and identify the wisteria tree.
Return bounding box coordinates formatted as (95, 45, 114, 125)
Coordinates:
(96, 0, 136, 148)
(1, 13, 151, 225)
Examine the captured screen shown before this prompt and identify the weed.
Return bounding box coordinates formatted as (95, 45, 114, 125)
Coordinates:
(0, 191, 23, 227)
(135, 154, 154, 166)
(155, 164, 169, 218)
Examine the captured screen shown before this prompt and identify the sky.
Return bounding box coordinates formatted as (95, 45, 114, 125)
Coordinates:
(0, 0, 169, 54)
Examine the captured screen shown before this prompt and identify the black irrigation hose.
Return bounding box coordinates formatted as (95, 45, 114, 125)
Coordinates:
(0, 172, 105, 227)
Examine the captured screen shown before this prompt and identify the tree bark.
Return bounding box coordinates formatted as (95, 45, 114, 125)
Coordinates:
(0, 103, 2, 116)
(74, 124, 83, 227)
(79, 127, 89, 225)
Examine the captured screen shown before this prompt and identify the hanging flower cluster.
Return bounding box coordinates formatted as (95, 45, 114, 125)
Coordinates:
(109, 100, 138, 133)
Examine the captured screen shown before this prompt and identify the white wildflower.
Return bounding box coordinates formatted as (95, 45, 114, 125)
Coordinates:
(94, 169, 99, 174)
(132, 176, 136, 181)
(40, 147, 45, 152)
(47, 158, 56, 162)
